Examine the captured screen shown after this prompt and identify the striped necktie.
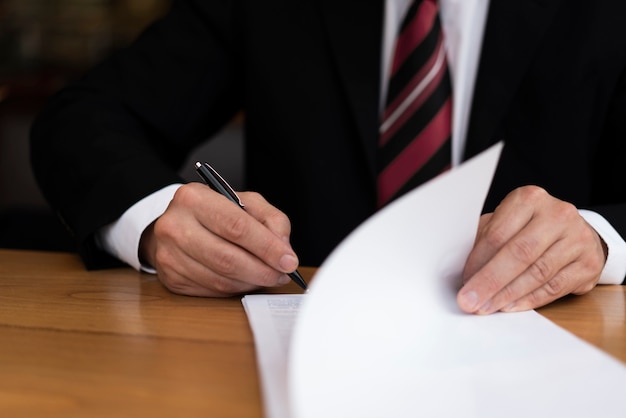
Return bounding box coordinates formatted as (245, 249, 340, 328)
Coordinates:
(377, 0, 452, 207)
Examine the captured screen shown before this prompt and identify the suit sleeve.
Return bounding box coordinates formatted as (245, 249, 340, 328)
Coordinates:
(30, 0, 244, 268)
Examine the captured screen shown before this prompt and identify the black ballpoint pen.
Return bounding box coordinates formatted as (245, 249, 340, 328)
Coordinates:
(195, 161, 308, 291)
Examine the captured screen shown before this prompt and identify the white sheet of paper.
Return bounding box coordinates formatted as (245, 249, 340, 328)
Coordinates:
(242, 294, 304, 418)
(243, 143, 626, 418)
(287, 143, 626, 418)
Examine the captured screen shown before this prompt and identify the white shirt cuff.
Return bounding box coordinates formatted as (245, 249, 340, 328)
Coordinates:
(96, 184, 182, 272)
(579, 209, 626, 285)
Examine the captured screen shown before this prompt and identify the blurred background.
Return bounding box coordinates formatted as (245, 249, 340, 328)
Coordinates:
(0, 0, 244, 253)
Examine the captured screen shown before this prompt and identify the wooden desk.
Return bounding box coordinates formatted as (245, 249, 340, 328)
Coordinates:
(1, 249, 624, 416)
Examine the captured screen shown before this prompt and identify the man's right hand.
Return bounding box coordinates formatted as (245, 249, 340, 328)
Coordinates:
(139, 182, 300, 297)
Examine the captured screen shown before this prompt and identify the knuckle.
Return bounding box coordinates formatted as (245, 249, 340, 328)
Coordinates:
(268, 209, 290, 227)
(570, 260, 602, 295)
(210, 276, 236, 295)
(496, 283, 517, 303)
(526, 257, 553, 285)
(162, 276, 188, 295)
(481, 224, 508, 250)
(153, 215, 176, 240)
(257, 268, 281, 287)
(157, 268, 189, 295)
(544, 274, 566, 297)
(584, 253, 605, 275)
(172, 183, 199, 206)
(523, 290, 544, 310)
(507, 236, 538, 264)
(579, 224, 598, 244)
(553, 200, 578, 222)
(222, 214, 248, 241)
(154, 246, 175, 271)
(211, 249, 238, 275)
(476, 270, 503, 295)
(516, 185, 547, 203)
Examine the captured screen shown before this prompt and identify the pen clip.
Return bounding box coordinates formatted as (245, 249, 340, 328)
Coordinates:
(196, 162, 245, 209)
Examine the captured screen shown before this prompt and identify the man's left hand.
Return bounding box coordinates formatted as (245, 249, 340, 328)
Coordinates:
(457, 185, 607, 314)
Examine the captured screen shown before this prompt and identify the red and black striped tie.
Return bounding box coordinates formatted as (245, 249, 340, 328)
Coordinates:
(377, 0, 452, 207)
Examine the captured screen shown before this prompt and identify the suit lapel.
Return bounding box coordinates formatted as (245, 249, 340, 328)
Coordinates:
(319, 0, 384, 181)
(464, 0, 565, 159)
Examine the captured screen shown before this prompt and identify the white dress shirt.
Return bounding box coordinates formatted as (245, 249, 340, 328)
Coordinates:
(98, 0, 626, 284)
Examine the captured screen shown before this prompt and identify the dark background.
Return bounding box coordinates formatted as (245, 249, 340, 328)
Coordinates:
(0, 0, 244, 253)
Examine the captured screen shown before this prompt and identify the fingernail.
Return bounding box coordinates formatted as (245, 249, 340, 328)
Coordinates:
(279, 254, 298, 272)
(278, 275, 291, 285)
(460, 290, 479, 312)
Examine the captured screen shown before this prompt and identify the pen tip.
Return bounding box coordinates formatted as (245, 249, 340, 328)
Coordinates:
(195, 161, 202, 169)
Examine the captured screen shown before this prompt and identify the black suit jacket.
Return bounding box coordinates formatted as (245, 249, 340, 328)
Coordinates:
(31, 0, 626, 283)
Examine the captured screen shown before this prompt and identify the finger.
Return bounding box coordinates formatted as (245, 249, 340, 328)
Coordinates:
(191, 229, 293, 287)
(462, 213, 494, 282)
(241, 191, 293, 241)
(500, 260, 601, 312)
(475, 236, 571, 313)
(462, 200, 534, 284)
(152, 215, 254, 296)
(460, 193, 606, 314)
(458, 210, 561, 313)
(155, 204, 290, 288)
(155, 242, 261, 297)
(496, 226, 605, 312)
(197, 189, 299, 274)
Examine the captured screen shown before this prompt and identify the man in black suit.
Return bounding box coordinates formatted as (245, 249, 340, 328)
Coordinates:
(31, 0, 626, 313)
